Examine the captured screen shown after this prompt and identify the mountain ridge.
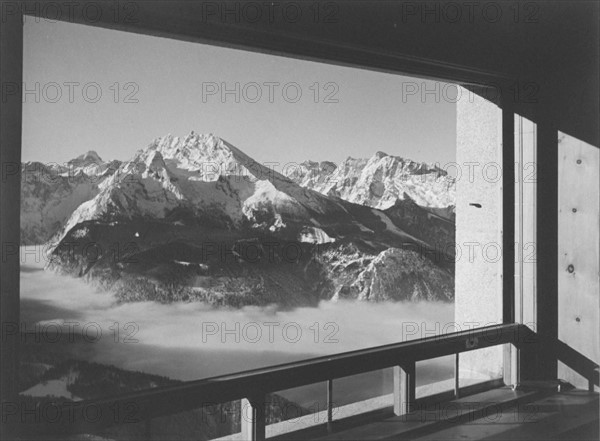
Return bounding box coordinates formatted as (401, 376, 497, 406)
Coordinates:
(23, 132, 455, 307)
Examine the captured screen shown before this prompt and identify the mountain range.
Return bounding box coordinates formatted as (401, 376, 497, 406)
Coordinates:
(21, 132, 456, 307)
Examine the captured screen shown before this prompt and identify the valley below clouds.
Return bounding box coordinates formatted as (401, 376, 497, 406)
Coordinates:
(21, 249, 454, 380)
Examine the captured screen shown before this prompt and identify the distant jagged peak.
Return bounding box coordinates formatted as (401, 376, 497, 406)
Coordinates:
(129, 133, 275, 184)
(320, 160, 337, 169)
(297, 159, 338, 172)
(366, 150, 415, 165)
(298, 159, 319, 168)
(362, 150, 451, 177)
(340, 156, 368, 169)
(285, 148, 455, 210)
(152, 131, 220, 152)
(69, 150, 103, 165)
(148, 132, 236, 171)
(22, 160, 62, 172)
(144, 149, 167, 170)
(183, 130, 207, 145)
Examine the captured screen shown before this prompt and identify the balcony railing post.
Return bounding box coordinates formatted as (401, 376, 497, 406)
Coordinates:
(454, 353, 460, 398)
(327, 379, 334, 432)
(393, 362, 416, 418)
(241, 396, 266, 441)
(588, 367, 598, 392)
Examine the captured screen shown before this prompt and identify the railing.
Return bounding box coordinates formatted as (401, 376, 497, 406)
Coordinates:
(15, 323, 524, 439)
(15, 323, 596, 440)
(554, 338, 600, 392)
(20, 323, 600, 440)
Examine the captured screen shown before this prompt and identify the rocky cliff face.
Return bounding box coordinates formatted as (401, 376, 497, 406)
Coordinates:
(25, 133, 455, 307)
(20, 153, 121, 245)
(285, 151, 456, 212)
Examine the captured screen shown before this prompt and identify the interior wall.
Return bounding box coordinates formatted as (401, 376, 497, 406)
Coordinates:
(0, 7, 24, 437)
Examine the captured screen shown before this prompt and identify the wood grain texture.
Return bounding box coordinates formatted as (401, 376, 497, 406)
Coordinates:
(557, 132, 600, 389)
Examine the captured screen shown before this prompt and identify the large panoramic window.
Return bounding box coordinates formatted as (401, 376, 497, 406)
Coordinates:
(17, 18, 506, 440)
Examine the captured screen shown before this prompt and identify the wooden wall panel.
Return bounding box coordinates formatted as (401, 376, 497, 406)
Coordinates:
(557, 132, 600, 389)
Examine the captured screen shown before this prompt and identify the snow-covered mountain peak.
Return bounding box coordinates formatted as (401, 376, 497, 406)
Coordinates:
(27, 132, 457, 307)
(147, 132, 238, 179)
(68, 150, 103, 166)
(286, 150, 456, 210)
(139, 149, 172, 180)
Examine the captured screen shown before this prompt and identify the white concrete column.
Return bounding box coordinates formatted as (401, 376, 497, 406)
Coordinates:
(455, 88, 503, 381)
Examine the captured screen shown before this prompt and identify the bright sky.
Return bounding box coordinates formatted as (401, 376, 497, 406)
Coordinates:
(22, 19, 457, 167)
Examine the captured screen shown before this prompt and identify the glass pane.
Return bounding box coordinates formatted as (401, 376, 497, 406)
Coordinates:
(416, 355, 455, 399)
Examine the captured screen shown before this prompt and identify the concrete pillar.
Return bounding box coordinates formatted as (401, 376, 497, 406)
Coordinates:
(455, 88, 503, 381)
